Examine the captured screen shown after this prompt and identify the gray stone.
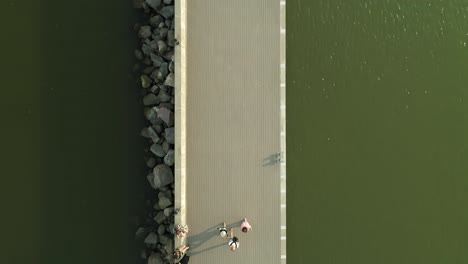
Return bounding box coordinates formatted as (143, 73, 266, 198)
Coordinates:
(144, 232, 159, 245)
(134, 49, 143, 60)
(153, 164, 174, 188)
(150, 15, 164, 27)
(157, 40, 168, 54)
(144, 107, 161, 125)
(139, 248, 148, 259)
(170, 96, 175, 104)
(157, 225, 166, 235)
(159, 28, 168, 39)
(153, 123, 163, 134)
(143, 66, 155, 75)
(147, 252, 164, 264)
(143, 57, 152, 66)
(138, 25, 152, 39)
(167, 30, 174, 47)
(143, 93, 159, 106)
(158, 196, 172, 209)
(156, 107, 174, 127)
(163, 207, 174, 217)
(153, 201, 161, 210)
(168, 61, 174, 72)
(159, 6, 174, 18)
(153, 211, 166, 224)
(150, 53, 164, 67)
(159, 233, 169, 245)
(158, 89, 171, 103)
(165, 19, 172, 28)
(164, 73, 174, 87)
(164, 127, 175, 144)
(158, 63, 169, 80)
(142, 43, 152, 55)
(147, 173, 156, 189)
(145, 0, 161, 10)
(163, 0, 173, 4)
(146, 157, 156, 168)
(162, 141, 170, 153)
(150, 143, 165, 158)
(168, 223, 174, 233)
(164, 149, 174, 166)
(149, 70, 159, 82)
(161, 51, 174, 61)
(158, 22, 165, 29)
(141, 75, 152, 88)
(141, 125, 160, 142)
(135, 226, 147, 240)
(150, 85, 160, 94)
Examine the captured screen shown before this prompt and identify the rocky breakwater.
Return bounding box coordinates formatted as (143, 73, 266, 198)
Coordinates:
(133, 0, 176, 263)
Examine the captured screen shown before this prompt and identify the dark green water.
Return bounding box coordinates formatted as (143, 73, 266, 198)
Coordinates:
(287, 0, 468, 263)
(1, 1, 147, 263)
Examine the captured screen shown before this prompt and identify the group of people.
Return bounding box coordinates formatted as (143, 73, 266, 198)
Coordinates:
(172, 218, 253, 263)
(218, 218, 252, 252)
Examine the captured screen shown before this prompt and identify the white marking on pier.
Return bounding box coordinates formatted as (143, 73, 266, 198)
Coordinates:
(281, 236, 286, 240)
(281, 255, 287, 259)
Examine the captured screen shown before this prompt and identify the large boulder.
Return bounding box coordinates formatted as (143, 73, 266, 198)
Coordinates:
(153, 164, 174, 188)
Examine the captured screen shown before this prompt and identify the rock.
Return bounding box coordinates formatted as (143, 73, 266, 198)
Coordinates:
(153, 211, 166, 224)
(143, 57, 152, 66)
(163, 207, 174, 217)
(157, 225, 166, 235)
(150, 53, 164, 67)
(144, 107, 161, 125)
(143, 93, 159, 106)
(168, 223, 174, 233)
(162, 141, 170, 153)
(164, 73, 174, 87)
(159, 28, 168, 39)
(134, 49, 143, 60)
(164, 149, 174, 166)
(163, 0, 173, 4)
(150, 15, 164, 27)
(164, 127, 175, 144)
(165, 19, 172, 28)
(150, 143, 165, 158)
(158, 196, 172, 209)
(140, 248, 148, 259)
(150, 85, 160, 94)
(141, 126, 159, 143)
(158, 22, 165, 29)
(146, 157, 157, 168)
(157, 40, 168, 54)
(143, 66, 155, 75)
(153, 164, 174, 188)
(153, 124, 163, 134)
(138, 25, 152, 39)
(145, 0, 161, 10)
(141, 75, 152, 88)
(158, 89, 171, 102)
(144, 232, 159, 245)
(142, 43, 152, 55)
(161, 51, 174, 61)
(159, 233, 169, 245)
(168, 61, 174, 72)
(156, 107, 174, 126)
(147, 252, 164, 264)
(170, 97, 175, 104)
(167, 30, 175, 47)
(158, 63, 169, 80)
(153, 201, 161, 210)
(135, 226, 147, 240)
(159, 6, 174, 18)
(147, 173, 156, 189)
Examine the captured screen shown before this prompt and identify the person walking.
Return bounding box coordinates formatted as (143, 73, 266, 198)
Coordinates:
(174, 224, 189, 238)
(173, 245, 190, 263)
(217, 222, 228, 238)
(241, 218, 252, 233)
(227, 228, 239, 251)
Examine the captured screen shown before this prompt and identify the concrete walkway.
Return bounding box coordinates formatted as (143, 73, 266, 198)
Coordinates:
(174, 1, 286, 263)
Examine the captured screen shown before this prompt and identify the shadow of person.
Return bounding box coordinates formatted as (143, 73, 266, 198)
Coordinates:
(263, 153, 280, 166)
(187, 243, 225, 256)
(186, 220, 243, 251)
